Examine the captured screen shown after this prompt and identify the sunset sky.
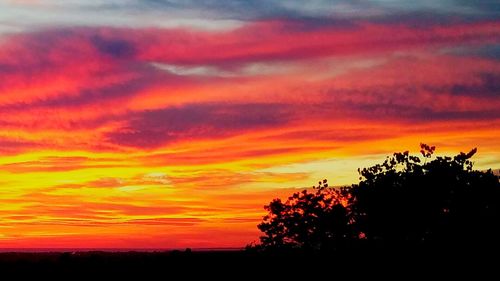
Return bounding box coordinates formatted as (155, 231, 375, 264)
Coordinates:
(0, 1, 499, 249)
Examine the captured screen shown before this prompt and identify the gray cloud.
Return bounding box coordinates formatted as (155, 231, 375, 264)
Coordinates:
(0, 0, 497, 34)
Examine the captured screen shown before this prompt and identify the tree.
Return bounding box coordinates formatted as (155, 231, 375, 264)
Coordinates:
(257, 180, 353, 251)
(351, 144, 500, 247)
(255, 144, 500, 251)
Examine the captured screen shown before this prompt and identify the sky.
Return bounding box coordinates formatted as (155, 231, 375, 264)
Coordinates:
(0, 0, 499, 249)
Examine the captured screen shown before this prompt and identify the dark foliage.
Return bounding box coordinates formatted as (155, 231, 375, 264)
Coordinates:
(256, 179, 353, 251)
(255, 144, 500, 251)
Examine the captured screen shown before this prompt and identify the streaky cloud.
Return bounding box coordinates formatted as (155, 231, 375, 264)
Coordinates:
(106, 103, 293, 149)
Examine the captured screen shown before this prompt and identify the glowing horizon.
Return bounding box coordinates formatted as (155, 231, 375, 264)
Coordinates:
(0, 1, 499, 248)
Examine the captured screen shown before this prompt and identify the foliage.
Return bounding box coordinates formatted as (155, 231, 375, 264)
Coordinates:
(351, 144, 499, 244)
(255, 144, 500, 250)
(257, 179, 352, 250)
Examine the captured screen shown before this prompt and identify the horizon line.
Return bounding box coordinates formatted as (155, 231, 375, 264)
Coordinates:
(0, 247, 244, 253)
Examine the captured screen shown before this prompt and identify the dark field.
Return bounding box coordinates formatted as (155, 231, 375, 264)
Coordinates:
(0, 244, 496, 278)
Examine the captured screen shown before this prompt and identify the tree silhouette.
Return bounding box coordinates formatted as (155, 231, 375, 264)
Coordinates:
(256, 144, 500, 251)
(257, 180, 353, 251)
(352, 144, 500, 247)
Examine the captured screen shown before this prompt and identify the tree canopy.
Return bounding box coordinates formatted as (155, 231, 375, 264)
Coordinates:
(257, 180, 352, 250)
(255, 144, 500, 251)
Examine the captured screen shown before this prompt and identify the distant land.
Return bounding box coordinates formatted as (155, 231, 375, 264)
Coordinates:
(0, 247, 242, 253)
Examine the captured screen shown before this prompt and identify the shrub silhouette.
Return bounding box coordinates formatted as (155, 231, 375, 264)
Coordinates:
(256, 144, 500, 251)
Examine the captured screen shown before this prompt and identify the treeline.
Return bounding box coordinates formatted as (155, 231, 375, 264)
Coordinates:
(252, 144, 500, 253)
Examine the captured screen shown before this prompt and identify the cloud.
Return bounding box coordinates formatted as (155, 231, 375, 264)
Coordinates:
(0, 1, 244, 34)
(447, 73, 500, 98)
(0, 138, 41, 155)
(445, 44, 500, 61)
(128, 20, 500, 65)
(343, 102, 500, 122)
(168, 169, 309, 189)
(1, 20, 497, 116)
(4, 19, 498, 69)
(90, 34, 137, 59)
(1, 20, 499, 153)
(5, 0, 497, 29)
(82, 173, 171, 188)
(106, 103, 292, 148)
(0, 156, 126, 173)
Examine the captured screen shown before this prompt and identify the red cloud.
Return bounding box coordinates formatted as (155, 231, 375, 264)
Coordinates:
(0, 19, 498, 158)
